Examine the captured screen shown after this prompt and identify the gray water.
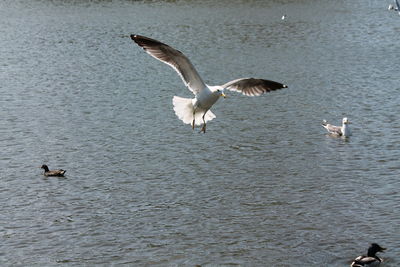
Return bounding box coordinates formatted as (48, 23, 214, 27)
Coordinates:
(1, 0, 399, 266)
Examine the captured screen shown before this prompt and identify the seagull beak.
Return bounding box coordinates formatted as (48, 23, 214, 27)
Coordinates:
(221, 92, 226, 98)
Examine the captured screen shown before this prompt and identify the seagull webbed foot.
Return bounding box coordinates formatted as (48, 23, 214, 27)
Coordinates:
(199, 123, 206, 133)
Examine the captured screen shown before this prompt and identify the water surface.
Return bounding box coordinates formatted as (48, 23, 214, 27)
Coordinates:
(1, 0, 399, 266)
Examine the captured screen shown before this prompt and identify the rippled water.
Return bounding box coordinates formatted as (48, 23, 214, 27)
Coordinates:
(1, 0, 399, 266)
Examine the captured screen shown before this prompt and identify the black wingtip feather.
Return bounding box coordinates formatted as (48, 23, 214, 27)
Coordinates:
(130, 34, 167, 47)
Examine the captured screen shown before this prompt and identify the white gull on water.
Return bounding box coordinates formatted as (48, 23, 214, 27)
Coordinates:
(322, 117, 351, 137)
(131, 34, 287, 133)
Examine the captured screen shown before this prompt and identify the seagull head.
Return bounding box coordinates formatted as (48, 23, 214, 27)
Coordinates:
(342, 117, 350, 124)
(389, 4, 394, 10)
(210, 86, 226, 98)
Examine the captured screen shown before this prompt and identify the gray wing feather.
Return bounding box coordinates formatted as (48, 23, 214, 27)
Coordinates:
(396, 0, 400, 9)
(222, 78, 287, 96)
(131, 35, 206, 95)
(323, 124, 343, 135)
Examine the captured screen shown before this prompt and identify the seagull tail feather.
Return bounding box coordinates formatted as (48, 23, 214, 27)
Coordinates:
(172, 96, 216, 126)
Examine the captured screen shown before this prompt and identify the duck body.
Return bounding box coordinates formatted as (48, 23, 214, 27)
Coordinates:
(351, 256, 382, 267)
(41, 164, 66, 177)
(350, 243, 386, 267)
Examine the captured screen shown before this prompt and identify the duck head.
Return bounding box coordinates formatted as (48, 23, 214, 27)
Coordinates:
(40, 164, 49, 172)
(368, 243, 386, 257)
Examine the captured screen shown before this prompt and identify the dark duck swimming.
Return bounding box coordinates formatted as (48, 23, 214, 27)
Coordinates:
(351, 243, 386, 267)
(40, 164, 66, 177)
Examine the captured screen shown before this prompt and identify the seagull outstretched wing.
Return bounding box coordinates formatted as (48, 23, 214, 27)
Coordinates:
(131, 34, 206, 95)
(222, 78, 287, 96)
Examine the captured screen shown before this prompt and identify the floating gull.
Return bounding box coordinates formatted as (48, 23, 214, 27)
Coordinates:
(388, 0, 400, 13)
(322, 117, 351, 137)
(350, 243, 386, 267)
(131, 34, 287, 133)
(282, 14, 286, 20)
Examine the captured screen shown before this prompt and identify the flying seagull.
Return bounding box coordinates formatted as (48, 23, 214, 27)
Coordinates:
(322, 117, 351, 137)
(130, 34, 287, 133)
(388, 0, 400, 13)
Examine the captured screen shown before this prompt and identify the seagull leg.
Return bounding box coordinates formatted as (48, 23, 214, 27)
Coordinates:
(200, 111, 207, 133)
(192, 110, 196, 130)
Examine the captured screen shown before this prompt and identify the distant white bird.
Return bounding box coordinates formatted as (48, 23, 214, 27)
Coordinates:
(350, 243, 386, 267)
(388, 0, 400, 14)
(131, 34, 288, 133)
(282, 14, 286, 20)
(322, 117, 351, 137)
